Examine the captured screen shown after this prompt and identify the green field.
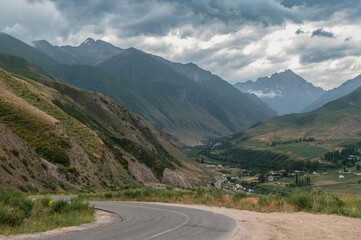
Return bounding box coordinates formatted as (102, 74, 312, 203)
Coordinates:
(273, 143, 329, 158)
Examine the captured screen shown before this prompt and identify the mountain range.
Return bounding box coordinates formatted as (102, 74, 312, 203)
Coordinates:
(3, 32, 361, 177)
(234, 70, 325, 115)
(0, 52, 208, 192)
(33, 38, 123, 66)
(211, 83, 361, 170)
(303, 74, 361, 112)
(0, 33, 276, 145)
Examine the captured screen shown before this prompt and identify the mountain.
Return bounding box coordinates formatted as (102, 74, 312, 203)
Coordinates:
(210, 85, 361, 170)
(32, 38, 123, 65)
(151, 56, 276, 117)
(303, 74, 361, 112)
(0, 33, 57, 68)
(0, 53, 208, 192)
(234, 70, 325, 115)
(97, 48, 276, 142)
(26, 35, 276, 145)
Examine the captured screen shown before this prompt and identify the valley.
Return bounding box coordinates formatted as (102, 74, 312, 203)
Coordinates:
(1, 27, 361, 239)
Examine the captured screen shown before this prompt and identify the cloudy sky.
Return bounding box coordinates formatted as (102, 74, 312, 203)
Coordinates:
(1, 0, 361, 89)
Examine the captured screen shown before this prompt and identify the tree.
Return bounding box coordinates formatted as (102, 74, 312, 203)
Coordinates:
(258, 174, 268, 183)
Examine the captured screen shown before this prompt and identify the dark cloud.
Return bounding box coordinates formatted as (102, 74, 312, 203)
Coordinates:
(311, 28, 334, 38)
(282, 0, 361, 22)
(162, 0, 300, 26)
(295, 28, 304, 34)
(23, 0, 361, 40)
(2, 0, 361, 89)
(26, 0, 300, 38)
(295, 42, 361, 64)
(282, 0, 357, 8)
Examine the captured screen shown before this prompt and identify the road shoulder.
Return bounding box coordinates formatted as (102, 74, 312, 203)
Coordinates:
(0, 210, 120, 240)
(150, 202, 361, 240)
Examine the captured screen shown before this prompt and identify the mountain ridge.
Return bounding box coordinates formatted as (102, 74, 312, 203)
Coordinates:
(24, 34, 276, 144)
(303, 74, 361, 112)
(234, 69, 325, 115)
(0, 52, 208, 192)
(207, 84, 361, 170)
(32, 37, 124, 65)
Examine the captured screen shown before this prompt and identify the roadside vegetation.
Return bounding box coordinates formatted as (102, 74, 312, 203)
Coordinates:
(77, 186, 361, 218)
(0, 188, 94, 236)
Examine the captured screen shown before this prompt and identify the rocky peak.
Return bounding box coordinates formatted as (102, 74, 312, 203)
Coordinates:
(80, 37, 96, 47)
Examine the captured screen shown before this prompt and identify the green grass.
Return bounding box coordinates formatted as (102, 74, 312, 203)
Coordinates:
(0, 67, 104, 163)
(0, 188, 94, 236)
(77, 186, 361, 218)
(273, 143, 329, 158)
(0, 101, 70, 166)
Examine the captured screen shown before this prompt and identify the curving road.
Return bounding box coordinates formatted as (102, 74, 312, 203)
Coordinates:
(43, 201, 237, 240)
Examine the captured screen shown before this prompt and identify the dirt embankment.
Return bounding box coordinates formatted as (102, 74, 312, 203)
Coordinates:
(164, 203, 361, 240)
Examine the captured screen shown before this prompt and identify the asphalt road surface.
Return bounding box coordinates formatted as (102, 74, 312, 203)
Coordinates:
(43, 201, 237, 240)
(215, 178, 226, 190)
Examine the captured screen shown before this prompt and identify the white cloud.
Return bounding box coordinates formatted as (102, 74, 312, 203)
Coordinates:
(1, 0, 361, 90)
(247, 90, 282, 98)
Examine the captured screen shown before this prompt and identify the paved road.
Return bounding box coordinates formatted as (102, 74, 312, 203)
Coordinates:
(215, 178, 233, 194)
(215, 178, 226, 190)
(43, 201, 237, 240)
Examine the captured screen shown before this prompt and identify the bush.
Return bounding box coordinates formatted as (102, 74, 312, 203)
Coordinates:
(52, 200, 69, 213)
(232, 192, 247, 202)
(67, 199, 92, 213)
(21, 175, 29, 182)
(1, 164, 12, 175)
(40, 197, 52, 207)
(0, 188, 34, 219)
(41, 162, 48, 170)
(288, 193, 313, 210)
(104, 192, 113, 199)
(10, 149, 19, 157)
(0, 155, 6, 161)
(0, 207, 25, 227)
(8, 163, 16, 169)
(22, 158, 28, 167)
(18, 185, 28, 193)
(36, 144, 69, 166)
(26, 184, 39, 193)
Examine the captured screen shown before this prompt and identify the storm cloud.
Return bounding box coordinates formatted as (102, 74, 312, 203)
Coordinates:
(311, 29, 334, 38)
(1, 0, 361, 89)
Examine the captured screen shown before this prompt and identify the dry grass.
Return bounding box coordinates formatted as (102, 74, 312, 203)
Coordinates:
(78, 187, 361, 218)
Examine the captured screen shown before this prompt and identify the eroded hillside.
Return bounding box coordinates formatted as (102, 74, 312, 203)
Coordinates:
(0, 55, 209, 192)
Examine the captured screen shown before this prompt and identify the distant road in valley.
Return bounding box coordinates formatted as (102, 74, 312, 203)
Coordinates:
(215, 178, 226, 190)
(215, 178, 234, 194)
(43, 201, 237, 240)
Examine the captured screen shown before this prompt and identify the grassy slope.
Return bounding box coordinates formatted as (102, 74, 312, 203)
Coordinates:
(0, 188, 94, 235)
(0, 53, 209, 192)
(242, 88, 361, 146)
(208, 87, 361, 169)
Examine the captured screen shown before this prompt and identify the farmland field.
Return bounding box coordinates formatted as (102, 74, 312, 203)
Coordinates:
(273, 143, 329, 158)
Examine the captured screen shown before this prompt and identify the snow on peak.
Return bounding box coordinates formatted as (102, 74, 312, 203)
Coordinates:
(81, 38, 95, 46)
